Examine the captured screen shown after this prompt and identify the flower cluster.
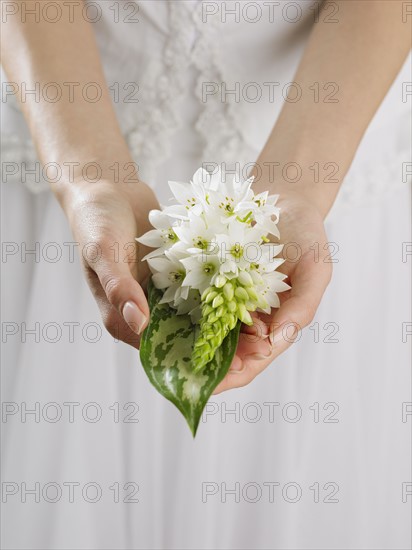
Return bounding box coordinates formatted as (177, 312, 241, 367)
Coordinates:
(137, 168, 289, 372)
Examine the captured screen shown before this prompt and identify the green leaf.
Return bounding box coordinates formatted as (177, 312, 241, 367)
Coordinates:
(139, 280, 241, 437)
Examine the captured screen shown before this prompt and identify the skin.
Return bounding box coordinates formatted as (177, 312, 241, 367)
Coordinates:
(1, 0, 159, 346)
(214, 0, 411, 392)
(1, 1, 410, 391)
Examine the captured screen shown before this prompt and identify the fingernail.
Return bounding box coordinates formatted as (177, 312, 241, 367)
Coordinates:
(122, 301, 147, 334)
(269, 322, 299, 349)
(229, 356, 244, 373)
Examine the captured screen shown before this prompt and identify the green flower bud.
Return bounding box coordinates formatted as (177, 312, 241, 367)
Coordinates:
(205, 290, 218, 304)
(250, 271, 263, 285)
(221, 314, 231, 325)
(216, 305, 225, 318)
(223, 282, 234, 301)
(227, 314, 237, 329)
(212, 294, 224, 309)
(227, 300, 237, 313)
(201, 287, 211, 301)
(238, 270, 253, 287)
(203, 304, 214, 316)
(257, 294, 268, 309)
(215, 275, 226, 288)
(193, 301, 237, 372)
(237, 303, 253, 325)
(235, 287, 249, 301)
(246, 287, 258, 301)
(211, 341, 220, 353)
(245, 301, 257, 311)
(192, 273, 259, 371)
(244, 311, 253, 325)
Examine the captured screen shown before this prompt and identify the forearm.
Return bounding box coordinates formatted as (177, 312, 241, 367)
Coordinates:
(1, 1, 134, 208)
(254, 0, 411, 217)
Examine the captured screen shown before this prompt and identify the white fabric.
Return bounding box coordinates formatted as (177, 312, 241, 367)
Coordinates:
(1, 0, 411, 204)
(1, 1, 411, 548)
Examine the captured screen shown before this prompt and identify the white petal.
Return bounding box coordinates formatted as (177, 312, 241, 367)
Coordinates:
(266, 293, 280, 308)
(152, 272, 172, 289)
(141, 248, 166, 261)
(161, 204, 189, 220)
(192, 168, 210, 188)
(149, 209, 170, 229)
(179, 285, 190, 301)
(136, 229, 163, 248)
(147, 257, 173, 272)
(168, 180, 193, 206)
(207, 167, 222, 191)
(192, 203, 204, 216)
(159, 285, 179, 304)
(173, 224, 192, 243)
(182, 269, 202, 288)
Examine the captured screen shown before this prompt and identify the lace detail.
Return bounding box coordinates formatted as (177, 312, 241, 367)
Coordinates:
(126, 2, 195, 183)
(4, 121, 409, 209)
(1, 1, 410, 210)
(125, 1, 255, 180)
(191, 5, 255, 169)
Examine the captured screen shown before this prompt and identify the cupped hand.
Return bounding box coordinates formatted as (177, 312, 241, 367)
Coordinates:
(214, 191, 333, 393)
(64, 179, 159, 348)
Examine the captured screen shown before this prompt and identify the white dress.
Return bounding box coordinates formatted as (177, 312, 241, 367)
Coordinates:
(1, 2, 411, 549)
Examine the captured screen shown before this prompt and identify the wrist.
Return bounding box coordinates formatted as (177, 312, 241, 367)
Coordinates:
(251, 147, 349, 220)
(51, 155, 146, 210)
(57, 173, 158, 231)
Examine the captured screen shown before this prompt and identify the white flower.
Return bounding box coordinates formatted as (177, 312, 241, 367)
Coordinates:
(173, 210, 225, 254)
(213, 221, 253, 277)
(166, 167, 220, 216)
(205, 170, 254, 222)
(238, 191, 281, 238)
(148, 251, 189, 307)
(137, 210, 179, 260)
(180, 254, 221, 294)
(137, 167, 289, 325)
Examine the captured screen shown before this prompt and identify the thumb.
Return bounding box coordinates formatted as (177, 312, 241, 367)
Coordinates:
(267, 250, 332, 350)
(94, 248, 150, 336)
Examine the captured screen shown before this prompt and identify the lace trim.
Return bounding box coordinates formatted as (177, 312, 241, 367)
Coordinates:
(1, 1, 410, 207)
(125, 1, 255, 180)
(125, 2, 195, 183)
(191, 4, 255, 168)
(3, 130, 409, 210)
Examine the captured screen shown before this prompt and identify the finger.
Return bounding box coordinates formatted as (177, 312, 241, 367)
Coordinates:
(212, 334, 272, 395)
(213, 354, 265, 394)
(267, 250, 332, 352)
(89, 241, 150, 336)
(214, 251, 332, 394)
(85, 267, 142, 348)
(236, 332, 272, 361)
(240, 312, 269, 340)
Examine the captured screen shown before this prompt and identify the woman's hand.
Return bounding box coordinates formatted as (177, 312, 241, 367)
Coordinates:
(211, 0, 410, 394)
(1, 0, 160, 351)
(214, 191, 332, 393)
(64, 180, 159, 349)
